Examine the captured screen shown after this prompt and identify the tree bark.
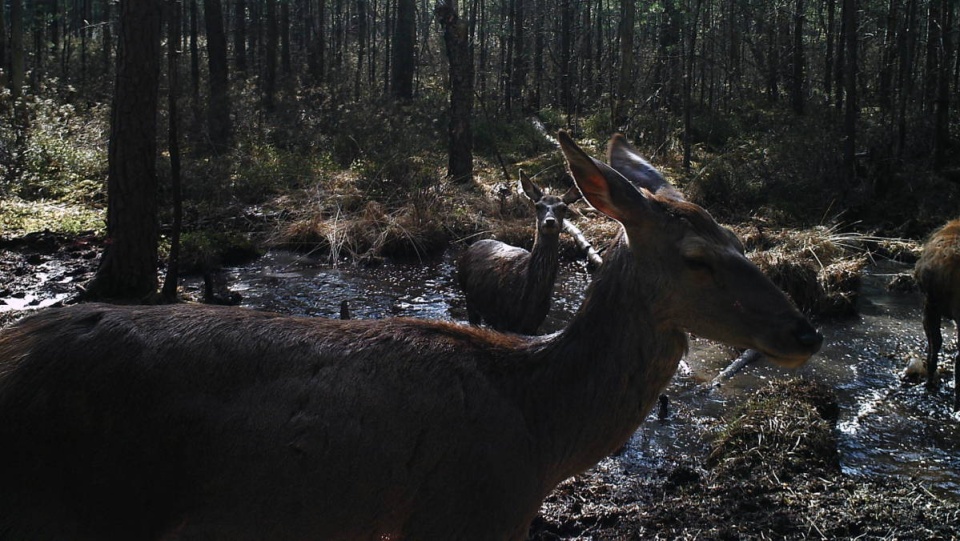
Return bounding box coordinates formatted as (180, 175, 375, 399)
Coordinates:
(435, 0, 474, 184)
(790, 0, 805, 114)
(391, 0, 415, 99)
(10, 0, 23, 99)
(204, 0, 233, 151)
(84, 0, 163, 302)
(841, 0, 858, 185)
(162, 0, 184, 303)
(264, 0, 278, 110)
(235, 0, 248, 72)
(933, 0, 955, 170)
(615, 0, 635, 128)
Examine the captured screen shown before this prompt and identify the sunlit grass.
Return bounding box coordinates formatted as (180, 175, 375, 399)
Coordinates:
(0, 197, 104, 238)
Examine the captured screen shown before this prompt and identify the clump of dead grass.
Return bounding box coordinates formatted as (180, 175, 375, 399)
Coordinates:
(708, 379, 841, 482)
(733, 224, 915, 318)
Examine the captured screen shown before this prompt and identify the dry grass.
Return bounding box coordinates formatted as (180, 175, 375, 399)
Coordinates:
(733, 224, 919, 318)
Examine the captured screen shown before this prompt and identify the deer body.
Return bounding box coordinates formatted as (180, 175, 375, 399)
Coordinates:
(914, 218, 960, 410)
(0, 133, 821, 541)
(457, 172, 580, 335)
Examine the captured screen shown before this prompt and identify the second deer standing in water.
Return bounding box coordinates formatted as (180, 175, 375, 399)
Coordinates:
(457, 171, 581, 334)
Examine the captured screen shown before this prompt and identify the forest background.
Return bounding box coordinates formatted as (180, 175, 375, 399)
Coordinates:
(0, 0, 956, 302)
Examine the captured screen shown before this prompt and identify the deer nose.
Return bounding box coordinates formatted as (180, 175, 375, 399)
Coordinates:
(544, 217, 558, 228)
(795, 326, 823, 352)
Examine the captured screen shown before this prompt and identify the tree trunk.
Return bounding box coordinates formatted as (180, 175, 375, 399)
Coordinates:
(280, 0, 291, 75)
(508, 0, 525, 112)
(235, 0, 248, 72)
(933, 0, 955, 169)
(10, 0, 24, 99)
(877, 0, 898, 111)
(559, 0, 573, 112)
(790, 0, 805, 114)
(83, 0, 163, 302)
(923, 0, 942, 114)
(0, 0, 6, 89)
(841, 0, 858, 185)
(532, 0, 543, 110)
(683, 0, 702, 172)
(435, 0, 474, 184)
(896, 0, 918, 159)
(391, 0, 415, 99)
(102, 0, 113, 77)
(354, 0, 367, 98)
(308, 0, 326, 82)
(615, 0, 635, 128)
(264, 0, 278, 110)
(162, 0, 184, 303)
(205, 0, 233, 151)
(834, 0, 845, 110)
(825, 0, 835, 102)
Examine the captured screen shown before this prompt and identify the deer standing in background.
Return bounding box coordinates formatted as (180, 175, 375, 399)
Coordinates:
(457, 171, 581, 335)
(0, 132, 822, 541)
(914, 218, 960, 410)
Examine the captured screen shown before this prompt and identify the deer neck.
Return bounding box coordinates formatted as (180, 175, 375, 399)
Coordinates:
(517, 232, 688, 485)
(524, 231, 561, 294)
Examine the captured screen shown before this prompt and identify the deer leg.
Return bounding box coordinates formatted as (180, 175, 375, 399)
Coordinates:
(466, 300, 482, 326)
(923, 302, 942, 392)
(954, 325, 960, 412)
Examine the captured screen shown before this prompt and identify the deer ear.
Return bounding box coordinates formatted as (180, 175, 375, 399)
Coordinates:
(607, 133, 684, 201)
(518, 170, 543, 202)
(558, 131, 650, 224)
(561, 183, 583, 205)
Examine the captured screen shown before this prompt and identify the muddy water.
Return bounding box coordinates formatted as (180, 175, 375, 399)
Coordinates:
(196, 251, 959, 501)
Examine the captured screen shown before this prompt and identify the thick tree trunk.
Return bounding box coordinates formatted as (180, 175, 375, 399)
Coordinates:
(204, 0, 233, 151)
(84, 0, 163, 302)
(264, 0, 278, 110)
(436, 1, 474, 184)
(391, 0, 415, 100)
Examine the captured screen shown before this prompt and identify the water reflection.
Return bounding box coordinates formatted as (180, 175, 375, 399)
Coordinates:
(206, 251, 959, 501)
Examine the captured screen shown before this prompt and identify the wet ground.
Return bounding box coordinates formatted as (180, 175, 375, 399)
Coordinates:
(2, 238, 960, 538)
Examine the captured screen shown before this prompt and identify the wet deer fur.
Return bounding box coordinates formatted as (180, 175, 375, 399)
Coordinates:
(457, 171, 581, 335)
(914, 218, 960, 410)
(0, 132, 822, 541)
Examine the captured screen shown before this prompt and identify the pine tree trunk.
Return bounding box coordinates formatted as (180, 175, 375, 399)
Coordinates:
(615, 0, 634, 128)
(84, 0, 163, 302)
(391, 0, 415, 99)
(235, 0, 248, 72)
(264, 0, 278, 110)
(436, 1, 474, 184)
(841, 0, 858, 185)
(790, 0, 805, 114)
(205, 0, 233, 150)
(162, 0, 184, 303)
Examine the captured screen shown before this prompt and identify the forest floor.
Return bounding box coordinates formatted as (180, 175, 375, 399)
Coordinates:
(2, 227, 959, 540)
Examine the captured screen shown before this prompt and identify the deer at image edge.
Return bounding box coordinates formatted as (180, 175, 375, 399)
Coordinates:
(0, 132, 822, 541)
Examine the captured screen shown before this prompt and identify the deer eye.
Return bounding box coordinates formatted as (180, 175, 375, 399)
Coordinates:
(683, 255, 713, 274)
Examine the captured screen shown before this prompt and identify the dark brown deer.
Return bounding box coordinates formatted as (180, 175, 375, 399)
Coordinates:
(914, 218, 960, 411)
(457, 171, 581, 334)
(0, 132, 822, 541)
